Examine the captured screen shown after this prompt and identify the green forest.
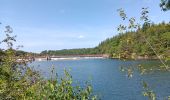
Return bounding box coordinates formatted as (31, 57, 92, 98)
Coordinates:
(41, 48, 99, 55)
(0, 0, 170, 100)
(41, 22, 170, 59)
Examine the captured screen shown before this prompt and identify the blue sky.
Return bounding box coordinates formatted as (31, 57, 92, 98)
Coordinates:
(0, 0, 170, 53)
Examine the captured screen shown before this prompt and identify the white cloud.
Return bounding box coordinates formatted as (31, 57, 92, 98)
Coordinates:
(78, 35, 85, 39)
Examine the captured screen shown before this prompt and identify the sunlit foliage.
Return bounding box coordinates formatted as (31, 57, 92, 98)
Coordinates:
(0, 25, 96, 100)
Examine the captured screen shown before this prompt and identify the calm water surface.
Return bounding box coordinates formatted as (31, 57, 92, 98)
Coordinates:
(29, 59, 170, 100)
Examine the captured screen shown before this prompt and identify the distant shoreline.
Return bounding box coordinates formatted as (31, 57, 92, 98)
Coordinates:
(35, 56, 106, 61)
(17, 54, 168, 62)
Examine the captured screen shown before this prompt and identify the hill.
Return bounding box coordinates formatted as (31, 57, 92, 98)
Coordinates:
(41, 22, 170, 59)
(98, 22, 170, 59)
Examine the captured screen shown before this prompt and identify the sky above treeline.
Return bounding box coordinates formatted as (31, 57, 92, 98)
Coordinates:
(0, 0, 170, 53)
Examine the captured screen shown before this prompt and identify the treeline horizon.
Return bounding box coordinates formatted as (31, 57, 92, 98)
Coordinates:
(2, 22, 169, 59)
(40, 22, 170, 59)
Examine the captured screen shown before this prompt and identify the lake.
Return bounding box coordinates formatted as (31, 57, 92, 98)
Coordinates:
(29, 58, 170, 100)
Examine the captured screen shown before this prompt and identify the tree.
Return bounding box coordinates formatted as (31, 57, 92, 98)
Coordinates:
(0, 25, 96, 100)
(160, 0, 170, 11)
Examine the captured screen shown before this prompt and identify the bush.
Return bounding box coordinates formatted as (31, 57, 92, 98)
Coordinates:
(0, 25, 96, 100)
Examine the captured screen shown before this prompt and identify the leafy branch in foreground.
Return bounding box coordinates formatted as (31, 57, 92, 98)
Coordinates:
(26, 69, 96, 100)
(0, 25, 96, 100)
(117, 7, 169, 68)
(142, 81, 156, 100)
(117, 7, 170, 100)
(160, 0, 170, 11)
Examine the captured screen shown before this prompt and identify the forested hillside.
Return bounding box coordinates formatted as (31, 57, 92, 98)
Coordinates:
(41, 22, 170, 59)
(98, 22, 170, 58)
(41, 48, 100, 55)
